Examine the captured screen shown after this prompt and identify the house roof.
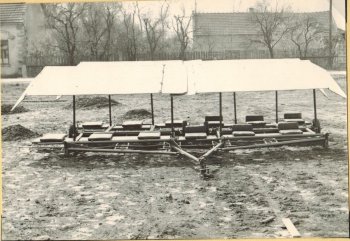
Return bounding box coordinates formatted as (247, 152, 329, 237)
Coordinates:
(193, 11, 337, 36)
(0, 3, 26, 24)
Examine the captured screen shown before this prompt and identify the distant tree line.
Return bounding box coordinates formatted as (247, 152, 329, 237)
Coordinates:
(32, 2, 192, 64)
(29, 1, 344, 65)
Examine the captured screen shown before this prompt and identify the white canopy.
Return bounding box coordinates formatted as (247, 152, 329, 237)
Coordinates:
(186, 59, 346, 98)
(11, 59, 346, 110)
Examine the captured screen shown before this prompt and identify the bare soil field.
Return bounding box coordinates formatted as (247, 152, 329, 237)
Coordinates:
(2, 74, 348, 239)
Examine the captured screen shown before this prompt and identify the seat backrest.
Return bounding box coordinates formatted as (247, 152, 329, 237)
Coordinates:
(246, 115, 264, 122)
(278, 122, 299, 130)
(284, 113, 302, 119)
(184, 125, 207, 133)
(205, 115, 222, 122)
(232, 124, 253, 132)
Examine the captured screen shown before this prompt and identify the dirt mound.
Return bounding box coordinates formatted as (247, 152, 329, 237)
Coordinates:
(123, 109, 152, 120)
(2, 104, 28, 115)
(2, 124, 39, 141)
(66, 97, 121, 109)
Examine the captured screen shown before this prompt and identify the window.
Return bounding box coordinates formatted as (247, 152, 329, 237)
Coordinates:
(1, 40, 9, 65)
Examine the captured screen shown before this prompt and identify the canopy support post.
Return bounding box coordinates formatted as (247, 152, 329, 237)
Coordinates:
(150, 93, 154, 125)
(219, 92, 222, 136)
(275, 91, 278, 123)
(108, 95, 112, 127)
(313, 89, 320, 133)
(73, 95, 76, 141)
(171, 95, 174, 137)
(233, 92, 237, 124)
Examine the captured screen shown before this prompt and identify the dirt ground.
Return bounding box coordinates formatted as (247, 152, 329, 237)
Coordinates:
(1, 74, 348, 239)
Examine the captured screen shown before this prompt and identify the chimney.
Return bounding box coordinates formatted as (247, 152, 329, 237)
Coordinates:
(248, 7, 255, 13)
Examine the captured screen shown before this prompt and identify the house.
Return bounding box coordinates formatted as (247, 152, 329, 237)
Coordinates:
(0, 3, 47, 77)
(192, 11, 343, 57)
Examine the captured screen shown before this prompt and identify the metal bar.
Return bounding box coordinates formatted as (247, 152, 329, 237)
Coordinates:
(328, 0, 333, 69)
(200, 141, 224, 160)
(67, 147, 178, 155)
(219, 92, 222, 136)
(150, 93, 154, 125)
(275, 91, 278, 123)
(73, 95, 76, 141)
(170, 144, 200, 163)
(313, 89, 317, 123)
(108, 95, 112, 126)
(220, 137, 325, 151)
(171, 95, 174, 137)
(233, 92, 237, 124)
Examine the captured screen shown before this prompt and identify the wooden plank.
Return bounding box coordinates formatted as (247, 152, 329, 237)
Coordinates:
(282, 218, 301, 238)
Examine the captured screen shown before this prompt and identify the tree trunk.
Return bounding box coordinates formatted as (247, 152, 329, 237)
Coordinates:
(268, 46, 274, 59)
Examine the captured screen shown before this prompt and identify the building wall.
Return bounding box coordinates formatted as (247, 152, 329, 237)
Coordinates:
(1, 23, 25, 77)
(25, 4, 49, 52)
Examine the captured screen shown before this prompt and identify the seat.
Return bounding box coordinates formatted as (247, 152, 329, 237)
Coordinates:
(40, 133, 67, 142)
(283, 113, 305, 125)
(245, 115, 266, 128)
(138, 131, 161, 139)
(278, 122, 303, 135)
(165, 120, 187, 128)
(204, 116, 224, 128)
(81, 121, 104, 129)
(122, 120, 144, 130)
(184, 125, 207, 139)
(88, 133, 113, 141)
(232, 124, 255, 136)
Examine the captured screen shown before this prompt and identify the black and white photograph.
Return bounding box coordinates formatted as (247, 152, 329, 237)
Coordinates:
(1, 0, 348, 239)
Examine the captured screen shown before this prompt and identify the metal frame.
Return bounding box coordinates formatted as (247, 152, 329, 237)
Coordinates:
(36, 88, 327, 177)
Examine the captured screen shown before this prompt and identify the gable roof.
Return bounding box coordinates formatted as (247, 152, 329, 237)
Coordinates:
(0, 3, 26, 24)
(193, 11, 337, 36)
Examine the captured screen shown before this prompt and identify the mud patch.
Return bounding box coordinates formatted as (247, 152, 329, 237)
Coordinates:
(2, 124, 39, 141)
(2, 104, 28, 115)
(123, 109, 152, 120)
(65, 97, 121, 109)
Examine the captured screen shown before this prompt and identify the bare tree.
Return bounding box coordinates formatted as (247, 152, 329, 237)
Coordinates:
(143, 2, 169, 60)
(120, 3, 143, 61)
(81, 3, 119, 60)
(289, 15, 323, 58)
(41, 3, 86, 65)
(172, 7, 192, 60)
(249, 0, 290, 58)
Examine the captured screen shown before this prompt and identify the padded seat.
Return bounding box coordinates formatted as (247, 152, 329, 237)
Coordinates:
(88, 133, 113, 141)
(165, 120, 187, 128)
(185, 132, 207, 139)
(82, 121, 103, 129)
(122, 120, 144, 129)
(232, 124, 255, 137)
(283, 118, 305, 125)
(205, 116, 222, 122)
(111, 125, 124, 131)
(184, 125, 207, 133)
(138, 131, 161, 139)
(184, 125, 207, 139)
(246, 115, 266, 127)
(232, 131, 255, 137)
(253, 128, 279, 134)
(40, 133, 67, 142)
(278, 122, 303, 135)
(284, 113, 305, 125)
(113, 130, 140, 136)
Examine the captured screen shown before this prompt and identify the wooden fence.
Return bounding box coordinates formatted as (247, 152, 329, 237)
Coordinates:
(25, 50, 346, 77)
